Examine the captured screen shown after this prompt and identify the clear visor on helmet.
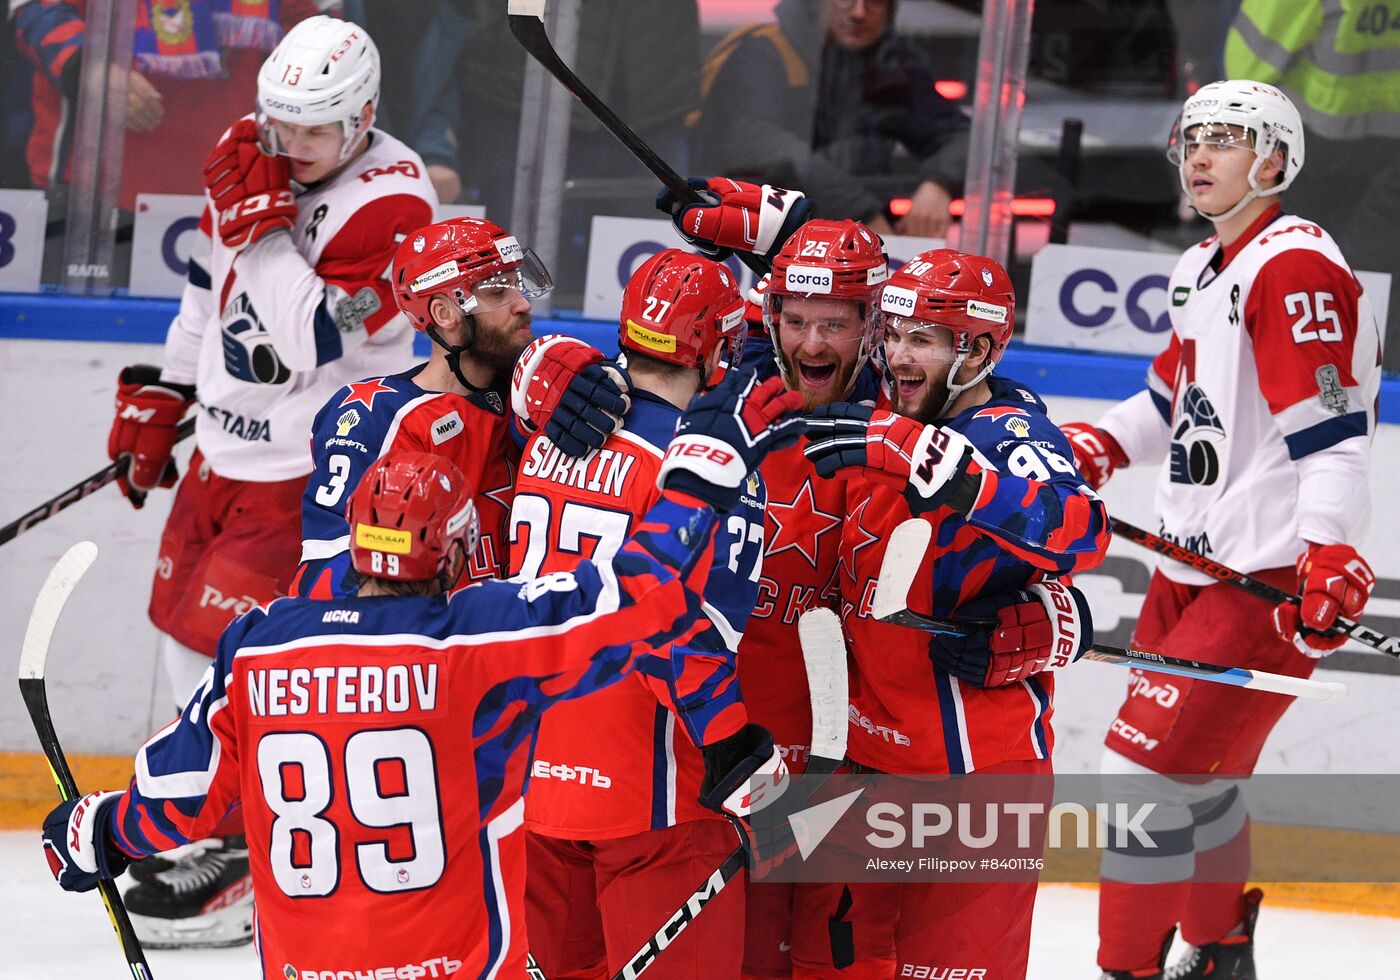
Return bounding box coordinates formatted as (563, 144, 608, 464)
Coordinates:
(711, 304, 748, 382)
(254, 104, 364, 162)
(1166, 120, 1256, 166)
(460, 249, 554, 315)
(763, 291, 866, 345)
(876, 311, 958, 351)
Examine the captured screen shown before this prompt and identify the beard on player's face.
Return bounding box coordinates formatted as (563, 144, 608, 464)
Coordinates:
(887, 322, 959, 424)
(472, 306, 535, 380)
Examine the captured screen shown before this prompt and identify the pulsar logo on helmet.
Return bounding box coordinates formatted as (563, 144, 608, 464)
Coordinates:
(966, 300, 1007, 323)
(981, 268, 993, 287)
(784, 265, 833, 294)
(880, 285, 918, 316)
(410, 260, 459, 293)
(626, 319, 679, 353)
(866, 262, 888, 286)
(496, 237, 524, 265)
(412, 235, 425, 253)
(355, 524, 413, 555)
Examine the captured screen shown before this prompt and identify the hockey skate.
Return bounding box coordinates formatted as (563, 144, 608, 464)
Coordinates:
(1163, 889, 1262, 980)
(122, 836, 254, 948)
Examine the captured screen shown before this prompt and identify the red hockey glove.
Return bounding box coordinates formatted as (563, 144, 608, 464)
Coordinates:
(659, 371, 805, 512)
(1060, 422, 1127, 490)
(930, 580, 1093, 688)
(203, 118, 295, 251)
(510, 335, 631, 458)
(41, 791, 130, 893)
(108, 364, 194, 509)
(656, 177, 810, 265)
(804, 405, 983, 516)
(1272, 543, 1375, 656)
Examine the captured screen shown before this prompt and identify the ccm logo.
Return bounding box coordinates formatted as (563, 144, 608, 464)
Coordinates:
(665, 442, 736, 465)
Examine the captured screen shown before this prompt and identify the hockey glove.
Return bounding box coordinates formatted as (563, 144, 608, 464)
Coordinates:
(699, 723, 804, 875)
(804, 404, 983, 516)
(203, 118, 295, 251)
(510, 335, 631, 458)
(108, 364, 195, 509)
(659, 370, 805, 512)
(656, 177, 810, 266)
(1060, 422, 1127, 491)
(1272, 543, 1375, 657)
(931, 580, 1093, 688)
(41, 791, 130, 893)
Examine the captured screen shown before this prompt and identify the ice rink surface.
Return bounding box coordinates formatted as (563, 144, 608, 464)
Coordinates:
(4, 832, 1397, 978)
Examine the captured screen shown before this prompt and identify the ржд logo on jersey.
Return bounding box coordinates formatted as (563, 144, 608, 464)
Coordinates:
(1169, 383, 1224, 486)
(222, 293, 290, 385)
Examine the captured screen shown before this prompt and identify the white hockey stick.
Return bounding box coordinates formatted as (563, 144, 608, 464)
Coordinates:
(609, 607, 850, 980)
(873, 519, 1348, 703)
(18, 542, 154, 978)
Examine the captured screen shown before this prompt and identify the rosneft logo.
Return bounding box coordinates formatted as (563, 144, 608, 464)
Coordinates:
(410, 260, 459, 293)
(625, 319, 678, 353)
(784, 265, 833, 295)
(336, 409, 361, 436)
(354, 524, 413, 555)
(966, 300, 1008, 323)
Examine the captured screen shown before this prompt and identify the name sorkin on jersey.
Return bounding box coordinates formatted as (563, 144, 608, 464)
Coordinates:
(520, 438, 636, 497)
(246, 662, 439, 717)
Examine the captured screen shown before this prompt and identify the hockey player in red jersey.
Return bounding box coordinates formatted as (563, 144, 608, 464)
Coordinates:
(800, 249, 1108, 978)
(41, 366, 805, 979)
(100, 16, 438, 946)
(1059, 81, 1381, 980)
(295, 214, 627, 600)
(513, 248, 774, 978)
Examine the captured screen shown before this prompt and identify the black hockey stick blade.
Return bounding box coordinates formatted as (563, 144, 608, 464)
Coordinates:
(18, 541, 154, 979)
(0, 415, 196, 548)
(507, 1, 770, 277)
(873, 521, 1347, 701)
(798, 607, 849, 775)
(1112, 518, 1400, 658)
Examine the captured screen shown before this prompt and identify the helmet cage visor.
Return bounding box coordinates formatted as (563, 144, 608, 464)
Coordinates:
(457, 249, 553, 315)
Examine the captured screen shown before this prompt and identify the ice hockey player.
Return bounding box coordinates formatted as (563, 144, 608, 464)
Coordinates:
(512, 247, 778, 977)
(101, 15, 435, 947)
(41, 363, 805, 979)
(1058, 81, 1380, 980)
(800, 248, 1108, 977)
(295, 214, 628, 599)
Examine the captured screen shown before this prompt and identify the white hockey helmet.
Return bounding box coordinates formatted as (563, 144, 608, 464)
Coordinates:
(256, 16, 380, 162)
(1167, 80, 1305, 222)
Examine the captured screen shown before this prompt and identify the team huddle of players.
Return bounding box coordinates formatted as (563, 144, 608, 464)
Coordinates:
(36, 16, 1381, 980)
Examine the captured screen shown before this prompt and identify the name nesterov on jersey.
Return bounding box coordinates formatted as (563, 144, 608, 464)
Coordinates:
(246, 662, 440, 717)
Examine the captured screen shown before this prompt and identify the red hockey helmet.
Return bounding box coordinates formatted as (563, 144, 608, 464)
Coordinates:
(619, 249, 747, 381)
(346, 451, 479, 585)
(877, 248, 1016, 413)
(762, 219, 888, 393)
(392, 217, 552, 330)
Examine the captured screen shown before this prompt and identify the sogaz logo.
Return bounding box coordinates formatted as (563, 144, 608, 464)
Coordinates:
(784, 265, 834, 294)
(1059, 269, 1171, 333)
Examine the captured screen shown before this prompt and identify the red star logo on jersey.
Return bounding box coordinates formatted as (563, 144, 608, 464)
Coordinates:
(838, 496, 883, 586)
(766, 478, 842, 569)
(480, 457, 516, 516)
(340, 378, 395, 411)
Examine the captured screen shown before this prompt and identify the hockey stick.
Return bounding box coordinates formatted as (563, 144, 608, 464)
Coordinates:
(507, 0, 770, 279)
(608, 608, 850, 980)
(873, 519, 1349, 703)
(1112, 518, 1400, 658)
(18, 542, 154, 979)
(0, 415, 196, 548)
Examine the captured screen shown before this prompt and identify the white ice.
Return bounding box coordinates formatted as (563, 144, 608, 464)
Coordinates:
(3, 831, 1396, 978)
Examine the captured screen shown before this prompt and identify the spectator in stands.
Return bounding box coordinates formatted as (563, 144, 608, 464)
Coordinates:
(693, 0, 969, 237)
(11, 0, 334, 213)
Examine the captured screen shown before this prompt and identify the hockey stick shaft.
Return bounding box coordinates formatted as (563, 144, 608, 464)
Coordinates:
(0, 415, 196, 548)
(608, 608, 851, 980)
(18, 542, 153, 978)
(1112, 519, 1399, 658)
(507, 1, 770, 278)
(874, 520, 1348, 702)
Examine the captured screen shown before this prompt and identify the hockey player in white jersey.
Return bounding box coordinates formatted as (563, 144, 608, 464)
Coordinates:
(1061, 81, 1381, 980)
(100, 15, 435, 948)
